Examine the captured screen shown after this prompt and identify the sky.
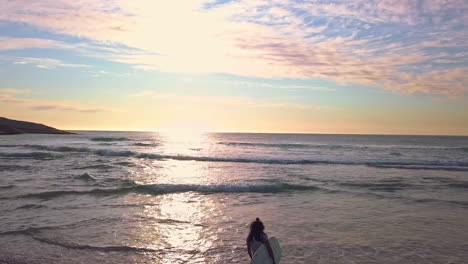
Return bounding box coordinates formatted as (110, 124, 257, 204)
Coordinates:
(0, 0, 467, 135)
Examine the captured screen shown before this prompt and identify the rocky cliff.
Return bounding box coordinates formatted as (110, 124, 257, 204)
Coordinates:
(0, 117, 72, 135)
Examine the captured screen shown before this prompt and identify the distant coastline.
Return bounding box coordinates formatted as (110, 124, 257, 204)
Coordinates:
(0, 117, 72, 135)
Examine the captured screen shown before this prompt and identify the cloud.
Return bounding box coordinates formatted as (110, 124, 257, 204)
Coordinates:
(0, 0, 466, 97)
(0, 88, 106, 113)
(295, 0, 468, 26)
(0, 37, 72, 51)
(29, 104, 103, 112)
(226, 80, 335, 91)
(14, 57, 91, 69)
(392, 68, 468, 98)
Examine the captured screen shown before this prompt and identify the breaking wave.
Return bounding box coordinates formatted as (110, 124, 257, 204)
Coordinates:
(18, 183, 321, 199)
(74, 172, 97, 181)
(26, 145, 91, 152)
(132, 142, 157, 147)
(90, 137, 129, 142)
(10, 144, 468, 171)
(74, 164, 114, 170)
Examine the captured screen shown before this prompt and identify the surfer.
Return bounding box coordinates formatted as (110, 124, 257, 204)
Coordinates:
(246, 218, 277, 264)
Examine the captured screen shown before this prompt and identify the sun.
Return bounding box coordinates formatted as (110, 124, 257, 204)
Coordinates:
(159, 122, 216, 135)
(156, 123, 215, 143)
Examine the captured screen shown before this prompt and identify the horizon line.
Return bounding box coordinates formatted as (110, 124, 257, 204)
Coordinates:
(65, 129, 468, 137)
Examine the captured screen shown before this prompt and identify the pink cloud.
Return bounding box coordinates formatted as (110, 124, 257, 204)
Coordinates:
(0, 0, 466, 98)
(0, 0, 133, 41)
(393, 68, 468, 98)
(0, 37, 70, 51)
(14, 57, 91, 69)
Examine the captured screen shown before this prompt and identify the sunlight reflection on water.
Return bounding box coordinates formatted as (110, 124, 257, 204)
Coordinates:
(131, 192, 223, 263)
(156, 131, 211, 156)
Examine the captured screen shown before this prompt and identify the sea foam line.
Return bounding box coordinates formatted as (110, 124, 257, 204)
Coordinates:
(0, 227, 162, 253)
(17, 183, 321, 199)
(7, 144, 468, 170)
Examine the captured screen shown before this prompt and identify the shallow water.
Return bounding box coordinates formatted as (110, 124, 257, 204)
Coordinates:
(1, 132, 468, 263)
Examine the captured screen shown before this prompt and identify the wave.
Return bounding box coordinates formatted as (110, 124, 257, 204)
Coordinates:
(448, 182, 468, 189)
(133, 142, 157, 147)
(217, 142, 315, 149)
(370, 164, 468, 171)
(12, 181, 468, 209)
(0, 227, 160, 253)
(217, 141, 468, 152)
(11, 144, 468, 171)
(0, 227, 42, 236)
(0, 152, 59, 159)
(16, 204, 48, 209)
(413, 198, 468, 207)
(114, 161, 137, 167)
(94, 149, 134, 156)
(26, 145, 91, 152)
(91, 150, 468, 171)
(18, 182, 321, 199)
(21, 144, 129, 156)
(0, 184, 15, 189)
(0, 165, 31, 171)
(32, 236, 161, 252)
(74, 164, 114, 170)
(90, 137, 129, 142)
(339, 182, 414, 192)
(74, 172, 97, 181)
(340, 182, 414, 188)
(134, 153, 468, 171)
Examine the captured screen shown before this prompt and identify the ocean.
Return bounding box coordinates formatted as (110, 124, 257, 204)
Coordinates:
(0, 132, 467, 263)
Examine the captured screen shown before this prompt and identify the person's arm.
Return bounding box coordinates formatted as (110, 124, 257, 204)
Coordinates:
(247, 241, 253, 259)
(265, 240, 277, 264)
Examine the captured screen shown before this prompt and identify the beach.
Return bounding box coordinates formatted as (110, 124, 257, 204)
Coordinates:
(1, 131, 468, 263)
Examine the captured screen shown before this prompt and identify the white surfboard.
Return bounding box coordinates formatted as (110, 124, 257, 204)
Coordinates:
(250, 237, 281, 264)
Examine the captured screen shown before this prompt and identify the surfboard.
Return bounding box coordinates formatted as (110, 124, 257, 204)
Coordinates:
(250, 237, 281, 264)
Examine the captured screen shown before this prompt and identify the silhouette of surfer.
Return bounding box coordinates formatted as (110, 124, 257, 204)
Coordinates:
(246, 218, 276, 264)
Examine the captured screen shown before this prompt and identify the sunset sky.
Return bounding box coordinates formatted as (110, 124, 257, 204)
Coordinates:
(0, 0, 467, 135)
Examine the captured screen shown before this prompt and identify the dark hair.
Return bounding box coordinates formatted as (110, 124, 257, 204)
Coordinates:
(247, 218, 265, 242)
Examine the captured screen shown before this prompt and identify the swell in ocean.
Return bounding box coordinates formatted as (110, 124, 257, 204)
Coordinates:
(1, 174, 465, 209)
(217, 141, 468, 152)
(14, 182, 321, 199)
(2, 143, 468, 171)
